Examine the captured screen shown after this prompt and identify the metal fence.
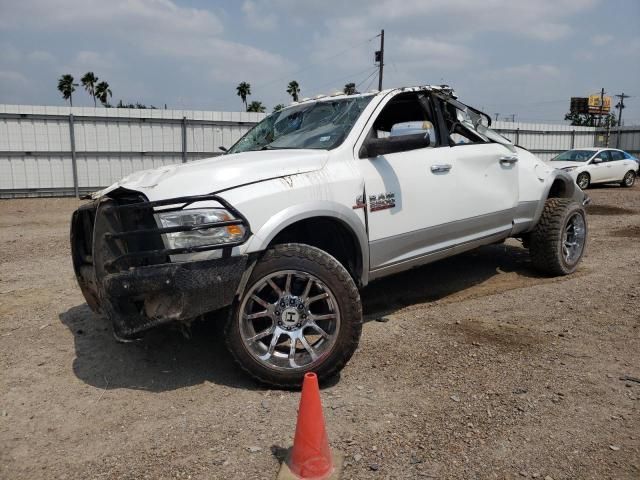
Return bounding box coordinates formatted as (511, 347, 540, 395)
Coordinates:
(2, 104, 628, 199)
(492, 120, 596, 161)
(0, 105, 265, 198)
(596, 125, 640, 157)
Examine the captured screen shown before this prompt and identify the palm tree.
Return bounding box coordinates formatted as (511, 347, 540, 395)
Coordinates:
(236, 82, 251, 110)
(95, 81, 112, 107)
(246, 101, 266, 113)
(286, 80, 300, 102)
(273, 104, 286, 113)
(57, 74, 78, 106)
(81, 72, 99, 107)
(343, 82, 357, 95)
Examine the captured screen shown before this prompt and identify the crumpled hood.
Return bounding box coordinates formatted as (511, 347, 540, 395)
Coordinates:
(545, 160, 585, 169)
(92, 149, 329, 200)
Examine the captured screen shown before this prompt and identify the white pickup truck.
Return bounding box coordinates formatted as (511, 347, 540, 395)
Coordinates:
(71, 85, 589, 387)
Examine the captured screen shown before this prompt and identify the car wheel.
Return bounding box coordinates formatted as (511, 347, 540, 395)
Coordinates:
(576, 172, 590, 190)
(529, 198, 587, 276)
(621, 170, 636, 188)
(225, 243, 362, 388)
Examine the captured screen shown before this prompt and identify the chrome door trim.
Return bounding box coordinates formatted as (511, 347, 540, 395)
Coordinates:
(369, 229, 510, 281)
(369, 208, 514, 270)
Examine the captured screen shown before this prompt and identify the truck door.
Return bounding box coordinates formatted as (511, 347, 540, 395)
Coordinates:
(356, 91, 518, 274)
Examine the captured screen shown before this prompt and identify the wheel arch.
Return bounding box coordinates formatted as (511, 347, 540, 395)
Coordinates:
(243, 201, 369, 286)
(530, 170, 586, 229)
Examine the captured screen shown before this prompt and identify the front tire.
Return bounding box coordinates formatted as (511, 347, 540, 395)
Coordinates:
(576, 172, 590, 190)
(225, 244, 362, 388)
(529, 198, 587, 276)
(621, 170, 636, 188)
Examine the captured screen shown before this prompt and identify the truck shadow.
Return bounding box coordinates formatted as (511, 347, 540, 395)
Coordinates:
(60, 242, 543, 392)
(59, 306, 271, 392)
(362, 242, 545, 320)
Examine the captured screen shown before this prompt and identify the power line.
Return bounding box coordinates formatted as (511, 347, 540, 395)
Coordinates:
(303, 66, 378, 97)
(251, 35, 378, 92)
(356, 68, 380, 90)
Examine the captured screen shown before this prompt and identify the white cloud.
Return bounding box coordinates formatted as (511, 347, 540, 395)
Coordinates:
(0, 0, 224, 36)
(499, 64, 561, 77)
(26, 51, 56, 64)
(591, 34, 613, 46)
(242, 1, 278, 31)
(0, 70, 29, 83)
(396, 37, 472, 69)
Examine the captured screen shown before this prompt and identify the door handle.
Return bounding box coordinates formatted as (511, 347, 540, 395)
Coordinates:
(499, 155, 518, 165)
(431, 164, 452, 173)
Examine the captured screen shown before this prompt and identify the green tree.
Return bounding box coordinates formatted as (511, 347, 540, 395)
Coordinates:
(286, 80, 300, 102)
(95, 81, 112, 107)
(81, 72, 99, 107)
(564, 111, 617, 127)
(57, 74, 78, 106)
(343, 82, 357, 95)
(247, 100, 266, 113)
(273, 104, 286, 112)
(236, 82, 251, 110)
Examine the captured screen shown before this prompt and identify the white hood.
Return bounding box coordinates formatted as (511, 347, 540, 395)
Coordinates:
(92, 149, 329, 200)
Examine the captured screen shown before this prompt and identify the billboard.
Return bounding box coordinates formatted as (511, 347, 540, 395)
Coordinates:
(588, 94, 611, 114)
(570, 97, 589, 114)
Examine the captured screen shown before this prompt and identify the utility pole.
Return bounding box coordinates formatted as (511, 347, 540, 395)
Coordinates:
(614, 92, 631, 148)
(375, 29, 384, 91)
(598, 87, 606, 127)
(494, 113, 499, 122)
(615, 92, 630, 126)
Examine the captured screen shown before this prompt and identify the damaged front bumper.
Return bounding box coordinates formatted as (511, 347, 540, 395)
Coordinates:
(70, 191, 251, 339)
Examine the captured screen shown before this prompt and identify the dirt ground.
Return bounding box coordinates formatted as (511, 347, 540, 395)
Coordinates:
(1, 185, 639, 480)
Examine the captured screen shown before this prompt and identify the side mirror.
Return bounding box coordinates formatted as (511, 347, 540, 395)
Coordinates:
(359, 132, 430, 158)
(591, 157, 602, 164)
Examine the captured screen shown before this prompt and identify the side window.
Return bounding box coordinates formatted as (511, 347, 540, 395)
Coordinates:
(370, 93, 437, 147)
(594, 151, 611, 162)
(442, 102, 488, 146)
(610, 150, 625, 161)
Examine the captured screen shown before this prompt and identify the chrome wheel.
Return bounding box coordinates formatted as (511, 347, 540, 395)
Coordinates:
(577, 173, 589, 190)
(562, 212, 586, 265)
(239, 270, 341, 371)
(624, 171, 635, 186)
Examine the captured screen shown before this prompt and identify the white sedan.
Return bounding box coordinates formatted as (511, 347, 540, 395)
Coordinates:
(547, 148, 638, 189)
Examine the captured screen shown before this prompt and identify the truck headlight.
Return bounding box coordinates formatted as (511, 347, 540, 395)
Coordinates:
(156, 209, 245, 249)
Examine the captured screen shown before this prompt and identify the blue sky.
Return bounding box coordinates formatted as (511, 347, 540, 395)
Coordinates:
(1, 0, 639, 124)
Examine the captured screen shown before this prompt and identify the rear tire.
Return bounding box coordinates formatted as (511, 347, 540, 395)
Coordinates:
(576, 172, 590, 190)
(621, 170, 636, 188)
(529, 198, 587, 276)
(225, 243, 362, 388)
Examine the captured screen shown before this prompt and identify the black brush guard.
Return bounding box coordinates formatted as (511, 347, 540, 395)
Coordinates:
(71, 192, 251, 339)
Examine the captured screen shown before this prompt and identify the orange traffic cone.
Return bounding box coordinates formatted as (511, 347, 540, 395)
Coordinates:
(277, 372, 343, 480)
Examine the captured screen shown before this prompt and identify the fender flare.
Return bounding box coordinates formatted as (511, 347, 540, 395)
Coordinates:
(531, 170, 587, 227)
(244, 200, 370, 286)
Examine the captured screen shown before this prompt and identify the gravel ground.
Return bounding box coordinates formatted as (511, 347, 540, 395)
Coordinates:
(1, 185, 638, 480)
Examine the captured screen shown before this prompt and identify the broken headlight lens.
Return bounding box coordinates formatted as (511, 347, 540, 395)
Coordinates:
(156, 209, 245, 249)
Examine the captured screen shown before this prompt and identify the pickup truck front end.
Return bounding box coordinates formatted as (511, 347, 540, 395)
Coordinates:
(70, 190, 251, 340)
